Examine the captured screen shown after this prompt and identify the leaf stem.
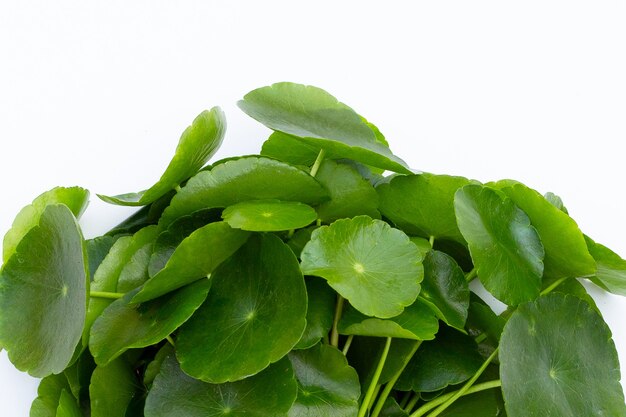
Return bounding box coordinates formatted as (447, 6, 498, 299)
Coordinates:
(465, 268, 478, 283)
(371, 340, 422, 417)
(405, 393, 420, 413)
(89, 291, 125, 300)
(174, 185, 182, 193)
(398, 391, 412, 409)
(166, 335, 176, 347)
(418, 348, 499, 417)
(342, 335, 354, 355)
(540, 277, 568, 296)
(309, 149, 326, 177)
(410, 379, 502, 417)
(330, 295, 345, 347)
(357, 337, 392, 417)
(429, 235, 435, 248)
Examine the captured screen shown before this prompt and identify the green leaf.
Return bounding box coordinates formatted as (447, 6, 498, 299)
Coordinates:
(301, 216, 423, 318)
(261, 131, 326, 167)
(30, 374, 72, 417)
(132, 222, 249, 303)
(544, 191, 568, 214)
(238, 82, 410, 173)
(90, 279, 210, 366)
(378, 398, 408, 417)
(437, 389, 506, 417)
(159, 156, 329, 227)
(105, 191, 175, 237)
(143, 343, 175, 388)
(63, 350, 96, 405)
(176, 233, 307, 383)
(115, 242, 153, 293)
(338, 300, 438, 340)
(144, 354, 297, 417)
(288, 344, 360, 417)
(314, 160, 380, 222)
(0, 205, 87, 377)
(454, 185, 544, 305)
(465, 294, 506, 344)
(419, 250, 469, 331)
(98, 108, 226, 206)
(86, 236, 119, 280)
(544, 276, 600, 314)
(585, 235, 626, 296)
(500, 294, 626, 417)
(294, 277, 336, 350)
(377, 173, 472, 244)
(56, 390, 83, 417)
(395, 326, 483, 392)
(287, 226, 318, 259)
(89, 357, 138, 417)
(222, 199, 317, 231)
(492, 181, 595, 279)
(3, 186, 89, 262)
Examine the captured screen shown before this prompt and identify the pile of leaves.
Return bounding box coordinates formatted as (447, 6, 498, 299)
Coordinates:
(1, 82, 626, 417)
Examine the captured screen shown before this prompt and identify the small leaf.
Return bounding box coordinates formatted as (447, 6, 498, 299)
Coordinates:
(465, 294, 506, 344)
(294, 277, 336, 350)
(30, 374, 72, 417)
(301, 215, 423, 318)
(89, 357, 138, 417)
(585, 235, 626, 296)
(238, 82, 410, 173)
(105, 191, 175, 237)
(176, 234, 307, 383)
(500, 294, 626, 417)
(454, 185, 544, 305)
(143, 343, 175, 388)
(0, 205, 87, 377)
(3, 186, 89, 262)
(56, 390, 83, 417)
(98, 108, 226, 206)
(544, 191, 568, 214)
(288, 344, 360, 417)
(378, 398, 408, 417)
(261, 131, 327, 167)
(132, 222, 249, 303)
(222, 199, 317, 231)
(159, 156, 329, 227)
(144, 355, 297, 417)
(86, 236, 119, 280)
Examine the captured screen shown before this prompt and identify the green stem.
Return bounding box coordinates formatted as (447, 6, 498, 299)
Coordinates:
(166, 335, 176, 347)
(429, 235, 435, 248)
(342, 335, 354, 355)
(90, 291, 125, 300)
(316, 218, 322, 227)
(368, 384, 382, 411)
(174, 185, 182, 193)
(330, 295, 345, 348)
(419, 348, 499, 417)
(398, 391, 412, 409)
(309, 149, 326, 177)
(287, 229, 295, 239)
(541, 277, 568, 296)
(357, 337, 392, 417)
(465, 268, 478, 283)
(474, 333, 487, 344)
(371, 340, 422, 417)
(405, 394, 420, 413)
(410, 379, 501, 417)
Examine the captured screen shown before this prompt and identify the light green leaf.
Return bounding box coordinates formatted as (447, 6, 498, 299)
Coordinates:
(86, 236, 119, 280)
(544, 191, 568, 214)
(288, 344, 360, 417)
(3, 186, 89, 262)
(98, 108, 226, 206)
(30, 374, 72, 417)
(222, 199, 317, 231)
(144, 355, 297, 417)
(454, 185, 544, 305)
(159, 156, 329, 227)
(238, 82, 410, 173)
(500, 294, 626, 417)
(0, 205, 87, 377)
(55, 390, 83, 417)
(89, 357, 138, 417)
(585, 235, 626, 296)
(132, 222, 249, 303)
(261, 131, 327, 167)
(294, 277, 336, 350)
(176, 234, 307, 383)
(301, 216, 423, 318)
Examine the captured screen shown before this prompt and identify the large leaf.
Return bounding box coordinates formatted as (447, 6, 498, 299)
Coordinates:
(176, 233, 307, 383)
(90, 279, 210, 366)
(294, 277, 336, 350)
(98, 108, 226, 206)
(500, 294, 626, 417)
(419, 250, 469, 331)
(159, 156, 328, 227)
(454, 185, 544, 305)
(585, 235, 626, 296)
(238, 82, 410, 173)
(222, 199, 317, 231)
(89, 357, 138, 417)
(288, 344, 360, 417)
(377, 173, 472, 244)
(132, 222, 249, 303)
(301, 215, 423, 318)
(492, 181, 595, 279)
(3, 186, 89, 262)
(144, 355, 297, 417)
(0, 204, 87, 377)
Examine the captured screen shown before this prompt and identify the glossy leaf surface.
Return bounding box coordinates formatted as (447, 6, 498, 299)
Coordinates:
(98, 108, 226, 206)
(294, 277, 336, 350)
(89, 357, 138, 417)
(585, 235, 626, 296)
(454, 185, 544, 305)
(222, 199, 317, 231)
(176, 234, 307, 383)
(301, 216, 423, 318)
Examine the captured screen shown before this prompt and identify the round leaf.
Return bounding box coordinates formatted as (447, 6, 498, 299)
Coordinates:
(500, 294, 626, 417)
(144, 354, 297, 417)
(454, 185, 544, 306)
(30, 374, 72, 417)
(288, 344, 360, 417)
(176, 233, 307, 383)
(222, 199, 317, 231)
(0, 204, 87, 377)
(300, 215, 423, 318)
(294, 277, 336, 350)
(89, 358, 138, 417)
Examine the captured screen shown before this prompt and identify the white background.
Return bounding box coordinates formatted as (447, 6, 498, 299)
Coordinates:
(1, 1, 625, 414)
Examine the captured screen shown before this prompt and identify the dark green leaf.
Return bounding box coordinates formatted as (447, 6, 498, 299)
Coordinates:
(143, 343, 175, 388)
(287, 226, 317, 259)
(301, 216, 423, 318)
(86, 236, 119, 280)
(465, 294, 505, 344)
(89, 357, 138, 417)
(30, 374, 72, 417)
(438, 389, 506, 417)
(98, 108, 226, 206)
(176, 234, 307, 383)
(294, 277, 335, 350)
(379, 398, 408, 417)
(500, 294, 626, 417)
(115, 242, 153, 293)
(222, 199, 317, 231)
(585, 235, 626, 296)
(105, 191, 175, 236)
